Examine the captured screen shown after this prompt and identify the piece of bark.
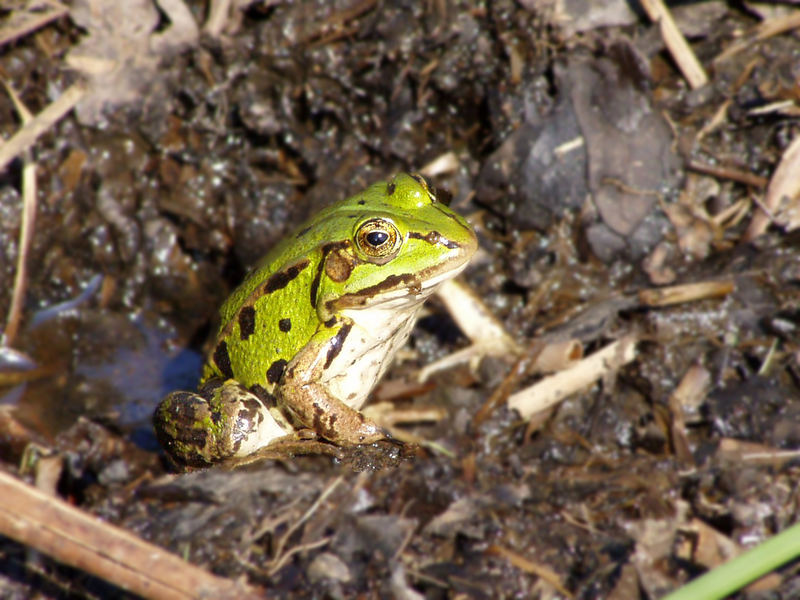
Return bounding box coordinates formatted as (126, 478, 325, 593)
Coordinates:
(0, 471, 263, 599)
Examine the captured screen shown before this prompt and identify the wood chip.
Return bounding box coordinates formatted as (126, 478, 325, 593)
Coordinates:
(687, 160, 768, 189)
(204, 0, 234, 37)
(668, 364, 711, 463)
(638, 280, 735, 307)
(670, 364, 711, 425)
(420, 151, 459, 177)
(684, 517, 740, 568)
(716, 438, 800, 466)
(487, 544, 572, 598)
(530, 338, 583, 374)
(421, 279, 521, 381)
(744, 135, 800, 241)
(508, 336, 637, 419)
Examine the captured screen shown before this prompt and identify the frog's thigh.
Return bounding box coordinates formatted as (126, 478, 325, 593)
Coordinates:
(279, 321, 386, 445)
(155, 379, 289, 465)
(214, 381, 292, 456)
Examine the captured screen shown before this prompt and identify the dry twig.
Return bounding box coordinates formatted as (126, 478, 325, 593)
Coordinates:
(0, 0, 68, 47)
(471, 338, 582, 426)
(0, 471, 263, 599)
(638, 0, 708, 89)
(716, 438, 800, 466)
(638, 280, 735, 307)
(204, 0, 234, 37)
(0, 81, 87, 173)
(487, 544, 572, 598)
(715, 11, 800, 64)
(2, 81, 36, 347)
(266, 475, 342, 576)
(421, 279, 521, 381)
(508, 336, 638, 419)
(687, 160, 768, 189)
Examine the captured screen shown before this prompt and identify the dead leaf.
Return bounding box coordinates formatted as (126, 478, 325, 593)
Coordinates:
(65, 0, 198, 125)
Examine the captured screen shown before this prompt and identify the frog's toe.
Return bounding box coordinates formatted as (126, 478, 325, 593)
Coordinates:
(295, 427, 319, 441)
(353, 418, 392, 444)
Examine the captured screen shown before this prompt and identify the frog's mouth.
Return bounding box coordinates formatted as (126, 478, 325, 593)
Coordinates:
(333, 257, 471, 313)
(418, 258, 471, 290)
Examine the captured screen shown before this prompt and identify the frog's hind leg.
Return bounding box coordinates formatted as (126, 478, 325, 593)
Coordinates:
(154, 378, 290, 467)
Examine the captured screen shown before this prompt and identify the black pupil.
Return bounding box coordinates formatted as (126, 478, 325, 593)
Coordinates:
(366, 230, 389, 247)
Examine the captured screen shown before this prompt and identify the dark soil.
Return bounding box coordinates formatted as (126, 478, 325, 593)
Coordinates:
(1, 1, 799, 598)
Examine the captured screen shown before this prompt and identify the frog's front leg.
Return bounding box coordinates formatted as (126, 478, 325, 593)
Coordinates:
(278, 317, 388, 445)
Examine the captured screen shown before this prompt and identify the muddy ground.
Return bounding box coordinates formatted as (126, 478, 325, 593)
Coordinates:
(1, 1, 799, 598)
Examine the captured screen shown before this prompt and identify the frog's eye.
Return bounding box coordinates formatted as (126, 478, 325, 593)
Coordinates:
(356, 218, 401, 261)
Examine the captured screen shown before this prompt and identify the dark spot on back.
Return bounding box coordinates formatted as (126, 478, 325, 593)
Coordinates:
(386, 182, 396, 196)
(278, 318, 291, 332)
(264, 259, 310, 294)
(266, 359, 288, 384)
(213, 341, 234, 379)
(238, 306, 256, 340)
(295, 225, 312, 239)
(325, 322, 353, 369)
(358, 199, 365, 205)
(310, 262, 323, 307)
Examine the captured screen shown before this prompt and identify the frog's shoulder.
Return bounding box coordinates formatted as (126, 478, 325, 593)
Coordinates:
(219, 240, 318, 326)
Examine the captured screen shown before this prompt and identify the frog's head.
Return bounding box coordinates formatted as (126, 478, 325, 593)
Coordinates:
(324, 173, 478, 311)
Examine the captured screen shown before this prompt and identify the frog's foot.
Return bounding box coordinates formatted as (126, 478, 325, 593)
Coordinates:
(153, 379, 291, 467)
(338, 438, 419, 471)
(218, 432, 346, 469)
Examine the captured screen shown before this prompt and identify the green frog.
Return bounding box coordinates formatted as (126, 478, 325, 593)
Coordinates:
(154, 173, 477, 466)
